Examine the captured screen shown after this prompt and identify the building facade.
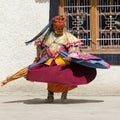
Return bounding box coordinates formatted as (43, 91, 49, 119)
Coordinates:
(0, 0, 120, 95)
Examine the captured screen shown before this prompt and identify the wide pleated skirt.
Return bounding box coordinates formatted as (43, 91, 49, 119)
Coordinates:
(26, 62, 97, 86)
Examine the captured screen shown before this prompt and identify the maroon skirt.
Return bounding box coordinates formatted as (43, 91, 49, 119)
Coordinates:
(26, 62, 97, 86)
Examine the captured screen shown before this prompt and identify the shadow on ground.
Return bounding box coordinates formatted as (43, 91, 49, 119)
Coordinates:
(3, 98, 104, 104)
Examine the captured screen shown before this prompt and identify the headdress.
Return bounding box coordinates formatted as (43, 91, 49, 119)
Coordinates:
(25, 16, 66, 45)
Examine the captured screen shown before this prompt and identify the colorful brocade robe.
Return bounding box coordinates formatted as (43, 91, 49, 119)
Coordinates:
(26, 31, 110, 92)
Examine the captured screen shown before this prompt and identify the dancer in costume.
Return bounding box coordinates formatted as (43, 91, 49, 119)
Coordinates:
(1, 16, 110, 103)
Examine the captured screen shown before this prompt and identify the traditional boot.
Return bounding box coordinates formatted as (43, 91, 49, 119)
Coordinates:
(61, 91, 68, 103)
(45, 91, 54, 103)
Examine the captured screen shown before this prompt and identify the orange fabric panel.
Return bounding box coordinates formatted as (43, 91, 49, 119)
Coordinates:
(47, 83, 77, 93)
(7, 67, 28, 81)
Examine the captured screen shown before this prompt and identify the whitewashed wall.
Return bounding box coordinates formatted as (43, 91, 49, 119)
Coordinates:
(0, 0, 120, 96)
(0, 0, 49, 94)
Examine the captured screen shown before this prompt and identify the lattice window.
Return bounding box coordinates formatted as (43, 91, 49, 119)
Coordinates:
(60, 0, 120, 53)
(64, 0, 91, 49)
(97, 0, 120, 49)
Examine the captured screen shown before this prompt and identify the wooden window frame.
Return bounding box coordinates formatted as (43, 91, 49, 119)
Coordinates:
(58, 0, 120, 53)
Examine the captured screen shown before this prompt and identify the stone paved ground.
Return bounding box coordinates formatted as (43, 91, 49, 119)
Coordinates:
(0, 95, 120, 120)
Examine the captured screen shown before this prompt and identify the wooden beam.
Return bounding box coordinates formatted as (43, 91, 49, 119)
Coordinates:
(91, 0, 98, 52)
